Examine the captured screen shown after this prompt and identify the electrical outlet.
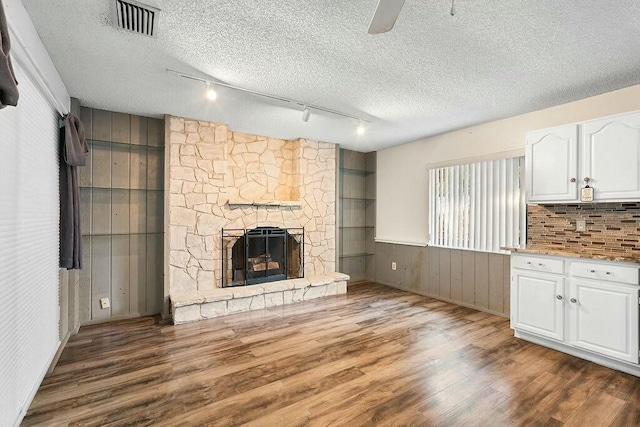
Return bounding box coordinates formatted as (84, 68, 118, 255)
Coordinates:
(391, 262, 397, 271)
(100, 297, 110, 309)
(576, 220, 586, 232)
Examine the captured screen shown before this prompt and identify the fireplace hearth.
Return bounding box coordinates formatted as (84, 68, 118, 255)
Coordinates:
(222, 227, 304, 287)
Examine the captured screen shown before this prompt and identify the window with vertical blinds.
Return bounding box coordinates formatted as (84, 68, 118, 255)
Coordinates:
(428, 157, 526, 253)
(0, 59, 61, 423)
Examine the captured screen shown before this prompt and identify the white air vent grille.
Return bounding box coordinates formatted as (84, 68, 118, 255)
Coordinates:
(114, 0, 159, 37)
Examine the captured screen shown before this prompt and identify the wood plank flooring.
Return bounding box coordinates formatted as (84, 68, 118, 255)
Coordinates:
(23, 282, 640, 426)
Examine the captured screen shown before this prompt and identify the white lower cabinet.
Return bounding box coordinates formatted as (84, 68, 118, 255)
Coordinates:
(512, 270, 564, 341)
(511, 253, 640, 374)
(568, 279, 639, 363)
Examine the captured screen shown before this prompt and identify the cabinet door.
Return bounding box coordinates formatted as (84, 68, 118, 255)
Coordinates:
(582, 111, 640, 201)
(511, 270, 564, 341)
(568, 279, 639, 363)
(526, 125, 579, 203)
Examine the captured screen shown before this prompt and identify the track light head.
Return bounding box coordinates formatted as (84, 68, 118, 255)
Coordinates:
(206, 82, 217, 101)
(302, 106, 311, 122)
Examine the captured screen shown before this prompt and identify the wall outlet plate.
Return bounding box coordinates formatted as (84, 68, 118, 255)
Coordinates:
(576, 219, 587, 232)
(100, 297, 110, 309)
(391, 262, 397, 271)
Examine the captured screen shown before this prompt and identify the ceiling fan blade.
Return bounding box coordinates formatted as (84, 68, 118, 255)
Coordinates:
(368, 0, 406, 34)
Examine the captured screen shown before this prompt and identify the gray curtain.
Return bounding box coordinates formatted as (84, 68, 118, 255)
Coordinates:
(0, 0, 19, 108)
(60, 113, 88, 269)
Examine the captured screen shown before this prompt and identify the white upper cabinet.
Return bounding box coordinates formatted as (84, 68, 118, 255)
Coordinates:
(526, 125, 579, 203)
(582, 111, 640, 201)
(526, 110, 640, 203)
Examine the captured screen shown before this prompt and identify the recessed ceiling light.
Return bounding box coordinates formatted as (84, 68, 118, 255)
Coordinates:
(356, 122, 365, 135)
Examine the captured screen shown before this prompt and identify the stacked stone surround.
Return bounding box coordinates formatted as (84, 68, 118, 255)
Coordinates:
(165, 115, 341, 321)
(527, 203, 640, 259)
(172, 273, 349, 324)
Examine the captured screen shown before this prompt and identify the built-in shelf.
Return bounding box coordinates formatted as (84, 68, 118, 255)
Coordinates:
(82, 232, 164, 237)
(80, 187, 163, 192)
(340, 167, 374, 176)
(338, 150, 376, 281)
(88, 139, 164, 151)
(340, 252, 375, 259)
(340, 196, 375, 201)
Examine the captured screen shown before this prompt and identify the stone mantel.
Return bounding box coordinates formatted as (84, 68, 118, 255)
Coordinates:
(227, 199, 302, 209)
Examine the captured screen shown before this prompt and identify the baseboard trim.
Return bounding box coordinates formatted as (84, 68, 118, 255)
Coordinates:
(80, 313, 142, 327)
(376, 280, 509, 319)
(15, 340, 60, 427)
(47, 332, 71, 376)
(514, 329, 640, 377)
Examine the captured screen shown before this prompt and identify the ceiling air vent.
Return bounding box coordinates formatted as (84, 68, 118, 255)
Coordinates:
(113, 0, 159, 38)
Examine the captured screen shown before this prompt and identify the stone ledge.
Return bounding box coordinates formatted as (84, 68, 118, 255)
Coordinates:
(171, 273, 350, 325)
(227, 199, 302, 209)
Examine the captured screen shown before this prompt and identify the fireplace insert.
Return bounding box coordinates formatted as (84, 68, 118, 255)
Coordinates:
(222, 227, 304, 287)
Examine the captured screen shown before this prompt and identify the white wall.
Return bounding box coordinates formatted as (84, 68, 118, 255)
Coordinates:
(0, 1, 69, 425)
(377, 83, 640, 245)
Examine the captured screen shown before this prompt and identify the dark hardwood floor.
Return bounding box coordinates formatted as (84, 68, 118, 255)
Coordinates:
(23, 282, 640, 426)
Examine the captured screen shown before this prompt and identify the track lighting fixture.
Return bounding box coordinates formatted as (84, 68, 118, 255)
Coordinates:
(206, 82, 217, 101)
(168, 69, 371, 128)
(302, 105, 311, 122)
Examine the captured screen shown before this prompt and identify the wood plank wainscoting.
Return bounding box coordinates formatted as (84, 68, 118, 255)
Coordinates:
(374, 244, 511, 317)
(24, 283, 640, 426)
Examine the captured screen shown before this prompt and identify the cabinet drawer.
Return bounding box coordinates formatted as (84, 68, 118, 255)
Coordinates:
(569, 262, 639, 285)
(512, 255, 564, 274)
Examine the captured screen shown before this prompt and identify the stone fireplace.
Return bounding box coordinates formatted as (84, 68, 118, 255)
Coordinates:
(165, 116, 348, 323)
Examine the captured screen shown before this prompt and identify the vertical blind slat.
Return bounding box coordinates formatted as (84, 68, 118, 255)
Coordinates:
(453, 165, 459, 247)
(498, 159, 505, 249)
(469, 163, 475, 249)
(506, 158, 514, 247)
(481, 162, 487, 252)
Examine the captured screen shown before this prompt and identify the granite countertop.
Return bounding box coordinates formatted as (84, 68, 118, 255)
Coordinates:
(501, 246, 640, 264)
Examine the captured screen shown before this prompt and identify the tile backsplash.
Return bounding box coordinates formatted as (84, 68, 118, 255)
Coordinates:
(527, 203, 640, 256)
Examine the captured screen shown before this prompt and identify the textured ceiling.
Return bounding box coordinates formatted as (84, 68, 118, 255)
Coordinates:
(21, 0, 640, 151)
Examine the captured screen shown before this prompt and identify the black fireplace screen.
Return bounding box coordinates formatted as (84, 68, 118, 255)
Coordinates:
(222, 227, 304, 287)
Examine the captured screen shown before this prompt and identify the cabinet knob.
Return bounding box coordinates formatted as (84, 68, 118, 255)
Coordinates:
(570, 298, 577, 303)
(584, 177, 590, 183)
(538, 263, 544, 267)
(606, 271, 612, 275)
(570, 177, 576, 183)
(526, 261, 532, 265)
(556, 295, 563, 300)
(590, 269, 596, 273)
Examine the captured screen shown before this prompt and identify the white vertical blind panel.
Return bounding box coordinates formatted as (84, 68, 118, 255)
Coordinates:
(0, 61, 60, 424)
(429, 157, 525, 253)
